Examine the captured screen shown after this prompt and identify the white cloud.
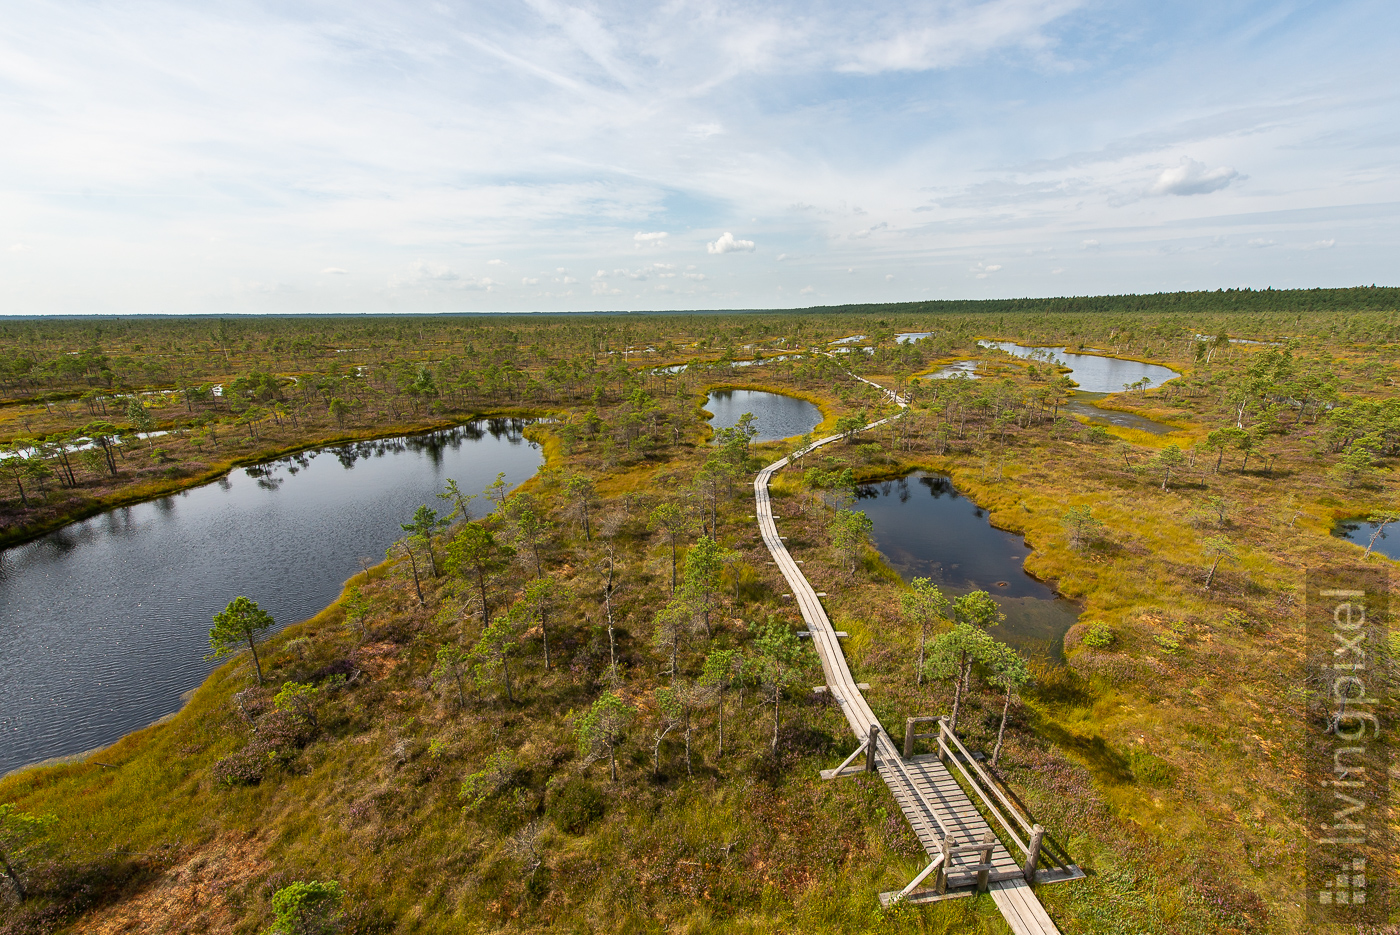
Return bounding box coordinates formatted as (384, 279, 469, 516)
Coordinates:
(850, 222, 888, 239)
(885, 274, 894, 281)
(320, 267, 348, 274)
(971, 262, 1003, 279)
(1150, 157, 1240, 196)
(1081, 239, 1100, 250)
(800, 285, 815, 294)
(591, 280, 622, 295)
(684, 271, 706, 281)
(389, 261, 497, 290)
(1050, 267, 1065, 274)
(404, 261, 458, 282)
(8, 243, 30, 252)
(0, 1, 1391, 312)
(840, 0, 1086, 74)
(707, 232, 755, 254)
(1304, 239, 1337, 249)
(1247, 238, 1275, 248)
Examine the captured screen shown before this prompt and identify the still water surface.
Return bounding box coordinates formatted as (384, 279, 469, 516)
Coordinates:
(984, 341, 1180, 393)
(705, 390, 824, 443)
(855, 472, 1079, 658)
(0, 420, 541, 774)
(1333, 519, 1400, 562)
(1063, 393, 1173, 436)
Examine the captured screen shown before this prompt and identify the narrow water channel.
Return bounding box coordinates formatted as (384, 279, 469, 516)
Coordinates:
(855, 472, 1079, 658)
(0, 419, 541, 774)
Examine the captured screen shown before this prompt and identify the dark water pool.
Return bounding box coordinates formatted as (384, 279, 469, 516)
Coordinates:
(1064, 392, 1173, 436)
(1333, 518, 1400, 561)
(0, 420, 541, 774)
(705, 389, 823, 443)
(854, 472, 1079, 658)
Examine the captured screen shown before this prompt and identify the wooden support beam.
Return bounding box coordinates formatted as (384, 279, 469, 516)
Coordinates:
(904, 716, 940, 759)
(1023, 824, 1045, 884)
(820, 735, 870, 780)
(976, 830, 995, 892)
(936, 831, 954, 895)
(878, 854, 946, 906)
(865, 724, 879, 774)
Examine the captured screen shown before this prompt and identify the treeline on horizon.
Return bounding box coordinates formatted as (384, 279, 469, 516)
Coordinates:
(0, 285, 1396, 405)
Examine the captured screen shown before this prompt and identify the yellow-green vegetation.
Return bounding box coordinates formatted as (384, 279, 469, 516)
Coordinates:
(3, 290, 1400, 933)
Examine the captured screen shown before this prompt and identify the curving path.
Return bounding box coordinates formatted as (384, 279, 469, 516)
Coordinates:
(753, 374, 1065, 933)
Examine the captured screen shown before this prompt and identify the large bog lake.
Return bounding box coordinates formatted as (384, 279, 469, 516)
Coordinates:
(0, 420, 541, 774)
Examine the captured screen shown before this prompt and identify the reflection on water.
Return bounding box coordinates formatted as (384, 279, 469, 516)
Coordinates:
(923, 361, 980, 379)
(1334, 519, 1400, 561)
(854, 472, 1079, 659)
(705, 390, 823, 443)
(982, 341, 1180, 394)
(0, 420, 541, 774)
(1063, 393, 1173, 435)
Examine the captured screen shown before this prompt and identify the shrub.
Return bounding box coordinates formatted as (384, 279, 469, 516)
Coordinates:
(545, 776, 603, 834)
(268, 879, 343, 935)
(1221, 609, 1251, 629)
(213, 747, 266, 787)
(1153, 634, 1181, 654)
(1082, 624, 1116, 648)
(459, 751, 515, 812)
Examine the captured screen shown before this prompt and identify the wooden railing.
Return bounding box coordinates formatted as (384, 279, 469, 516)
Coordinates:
(903, 716, 1074, 883)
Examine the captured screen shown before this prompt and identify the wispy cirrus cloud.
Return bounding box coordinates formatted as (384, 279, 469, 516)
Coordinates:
(0, 0, 1396, 312)
(838, 0, 1085, 74)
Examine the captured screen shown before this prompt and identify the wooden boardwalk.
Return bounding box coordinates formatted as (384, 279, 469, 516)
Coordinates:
(753, 380, 1078, 934)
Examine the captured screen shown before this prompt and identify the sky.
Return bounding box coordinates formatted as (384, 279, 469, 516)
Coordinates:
(1, 0, 1398, 314)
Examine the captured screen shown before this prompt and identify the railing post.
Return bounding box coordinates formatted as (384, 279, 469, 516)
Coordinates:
(1022, 824, 1045, 883)
(935, 831, 954, 895)
(977, 829, 995, 891)
(937, 717, 950, 767)
(865, 723, 879, 773)
(904, 717, 916, 758)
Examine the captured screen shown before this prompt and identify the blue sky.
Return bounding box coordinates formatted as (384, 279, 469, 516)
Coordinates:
(1, 0, 1397, 313)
